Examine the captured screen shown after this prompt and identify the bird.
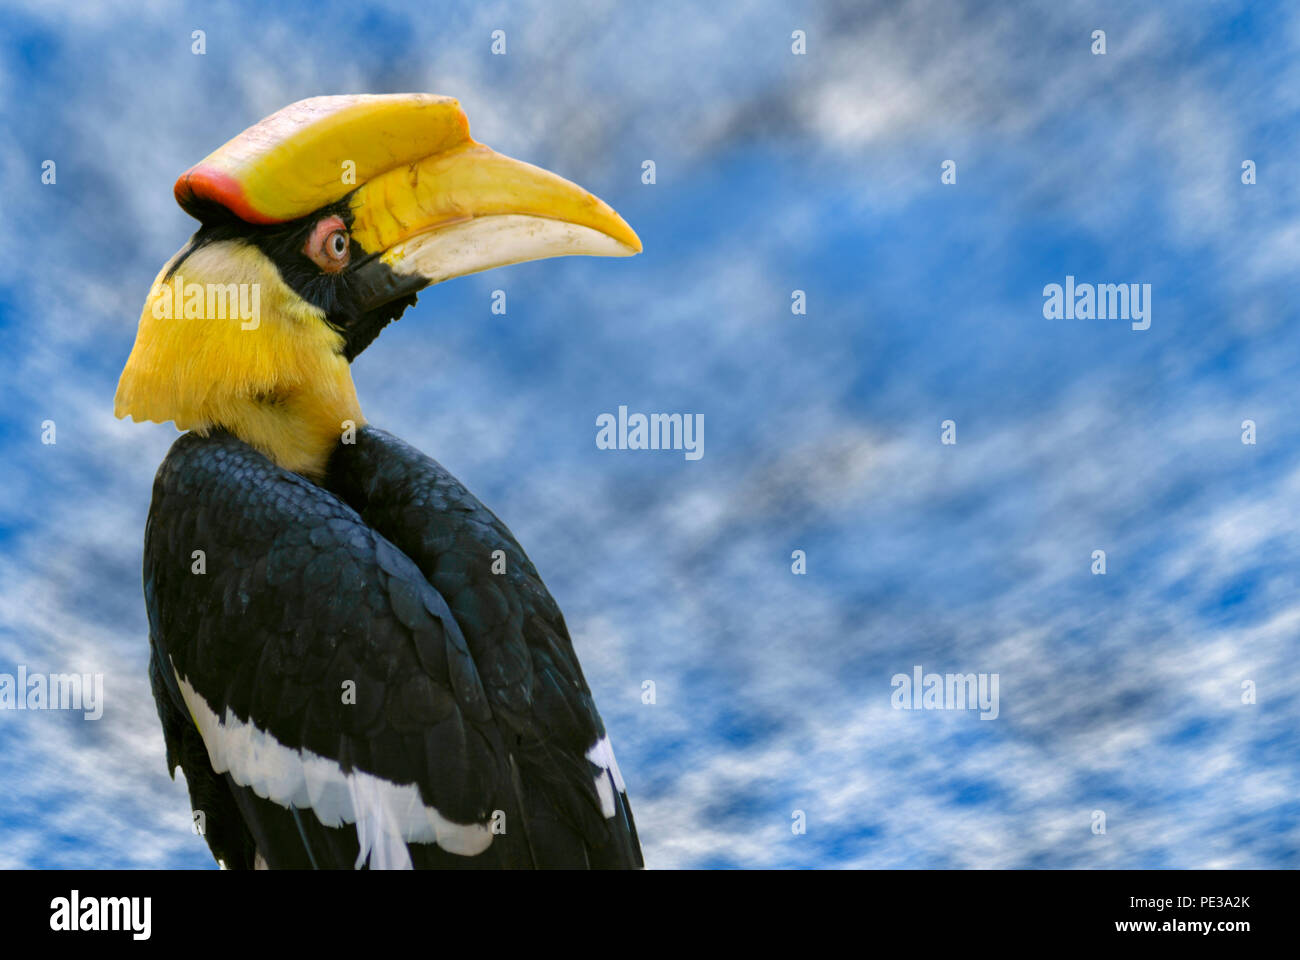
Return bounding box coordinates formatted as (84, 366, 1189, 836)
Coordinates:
(114, 94, 644, 869)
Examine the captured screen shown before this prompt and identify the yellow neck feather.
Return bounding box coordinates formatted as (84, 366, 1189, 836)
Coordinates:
(115, 240, 364, 480)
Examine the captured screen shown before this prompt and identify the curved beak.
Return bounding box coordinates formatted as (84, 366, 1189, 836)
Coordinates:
(345, 142, 641, 310)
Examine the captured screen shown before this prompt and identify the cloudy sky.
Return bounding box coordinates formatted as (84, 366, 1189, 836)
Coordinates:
(1, 0, 1297, 869)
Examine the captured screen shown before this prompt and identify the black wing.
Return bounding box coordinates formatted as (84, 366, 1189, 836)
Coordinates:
(145, 428, 639, 868)
(325, 426, 641, 868)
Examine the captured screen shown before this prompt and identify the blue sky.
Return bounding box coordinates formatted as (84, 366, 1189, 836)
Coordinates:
(1, 0, 1298, 868)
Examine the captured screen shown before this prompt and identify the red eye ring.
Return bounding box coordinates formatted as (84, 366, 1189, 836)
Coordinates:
(303, 215, 350, 273)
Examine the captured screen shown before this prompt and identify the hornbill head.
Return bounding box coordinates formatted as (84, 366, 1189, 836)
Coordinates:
(115, 94, 640, 476)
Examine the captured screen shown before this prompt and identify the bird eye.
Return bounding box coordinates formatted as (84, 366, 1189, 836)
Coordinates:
(303, 215, 351, 273)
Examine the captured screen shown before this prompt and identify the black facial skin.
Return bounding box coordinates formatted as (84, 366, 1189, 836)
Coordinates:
(164, 198, 420, 362)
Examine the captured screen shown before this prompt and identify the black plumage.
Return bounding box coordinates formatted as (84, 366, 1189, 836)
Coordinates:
(145, 426, 641, 868)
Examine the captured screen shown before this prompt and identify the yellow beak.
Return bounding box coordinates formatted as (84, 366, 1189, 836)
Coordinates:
(349, 141, 641, 284)
(172, 94, 640, 306)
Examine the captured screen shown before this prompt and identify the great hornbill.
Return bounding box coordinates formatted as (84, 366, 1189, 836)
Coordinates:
(115, 94, 643, 869)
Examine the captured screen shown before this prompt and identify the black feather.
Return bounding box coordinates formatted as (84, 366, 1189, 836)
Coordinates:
(143, 427, 642, 868)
